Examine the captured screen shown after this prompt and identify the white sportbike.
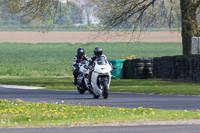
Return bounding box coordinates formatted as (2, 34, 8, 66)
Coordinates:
(90, 57, 112, 99)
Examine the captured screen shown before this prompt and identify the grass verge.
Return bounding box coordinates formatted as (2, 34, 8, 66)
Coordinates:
(0, 99, 200, 128)
(0, 76, 200, 95)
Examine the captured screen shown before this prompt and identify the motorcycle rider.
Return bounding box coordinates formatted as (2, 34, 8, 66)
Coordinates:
(72, 47, 89, 85)
(87, 47, 107, 88)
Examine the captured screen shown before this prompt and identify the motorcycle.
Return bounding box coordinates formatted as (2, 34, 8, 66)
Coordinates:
(90, 57, 112, 99)
(73, 60, 90, 94)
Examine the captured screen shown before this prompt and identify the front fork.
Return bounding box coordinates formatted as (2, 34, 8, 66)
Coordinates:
(99, 77, 108, 90)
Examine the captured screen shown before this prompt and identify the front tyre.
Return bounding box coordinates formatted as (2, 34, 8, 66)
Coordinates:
(102, 81, 108, 99)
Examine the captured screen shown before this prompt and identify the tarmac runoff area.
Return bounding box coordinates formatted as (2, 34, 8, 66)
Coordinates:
(0, 85, 43, 90)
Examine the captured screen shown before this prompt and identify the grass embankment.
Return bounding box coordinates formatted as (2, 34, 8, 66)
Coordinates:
(1, 76, 200, 95)
(0, 99, 199, 128)
(0, 42, 181, 76)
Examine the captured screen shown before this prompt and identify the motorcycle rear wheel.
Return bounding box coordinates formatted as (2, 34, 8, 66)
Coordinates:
(88, 88, 93, 94)
(77, 87, 85, 94)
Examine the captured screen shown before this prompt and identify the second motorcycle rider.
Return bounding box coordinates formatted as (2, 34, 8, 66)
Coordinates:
(72, 48, 89, 85)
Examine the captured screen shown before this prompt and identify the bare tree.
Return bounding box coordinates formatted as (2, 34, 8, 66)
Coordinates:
(93, 0, 200, 55)
(73, 0, 96, 25)
(1, 0, 60, 22)
(1, 0, 96, 26)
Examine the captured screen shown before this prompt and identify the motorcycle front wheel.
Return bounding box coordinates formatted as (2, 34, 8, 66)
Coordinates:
(102, 81, 108, 99)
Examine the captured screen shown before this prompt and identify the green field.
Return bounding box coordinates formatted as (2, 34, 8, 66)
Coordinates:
(0, 26, 91, 32)
(0, 42, 182, 76)
(0, 25, 178, 32)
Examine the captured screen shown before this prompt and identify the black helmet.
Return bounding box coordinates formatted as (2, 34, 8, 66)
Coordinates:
(94, 47, 102, 57)
(77, 47, 85, 57)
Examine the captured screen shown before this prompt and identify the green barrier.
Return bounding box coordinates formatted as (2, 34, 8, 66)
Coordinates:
(109, 59, 126, 79)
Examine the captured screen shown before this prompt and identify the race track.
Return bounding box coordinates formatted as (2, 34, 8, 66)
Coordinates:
(0, 87, 199, 110)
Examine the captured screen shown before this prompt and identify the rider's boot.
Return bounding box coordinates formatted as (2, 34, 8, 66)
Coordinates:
(87, 79, 93, 94)
(73, 79, 77, 85)
(73, 75, 78, 85)
(73, 69, 78, 85)
(87, 72, 92, 88)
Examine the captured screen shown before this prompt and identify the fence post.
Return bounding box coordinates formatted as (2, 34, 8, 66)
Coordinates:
(198, 37, 200, 54)
(191, 36, 200, 54)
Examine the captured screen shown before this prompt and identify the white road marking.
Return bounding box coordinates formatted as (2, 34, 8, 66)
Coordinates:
(0, 85, 43, 90)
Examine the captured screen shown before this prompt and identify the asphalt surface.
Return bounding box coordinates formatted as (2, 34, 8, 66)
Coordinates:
(0, 87, 200, 110)
(0, 125, 200, 133)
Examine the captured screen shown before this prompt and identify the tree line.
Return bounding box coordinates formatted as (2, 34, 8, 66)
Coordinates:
(0, 1, 84, 30)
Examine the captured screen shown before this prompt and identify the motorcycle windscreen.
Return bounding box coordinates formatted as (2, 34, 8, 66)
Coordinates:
(80, 60, 89, 65)
(80, 60, 89, 68)
(96, 57, 107, 65)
